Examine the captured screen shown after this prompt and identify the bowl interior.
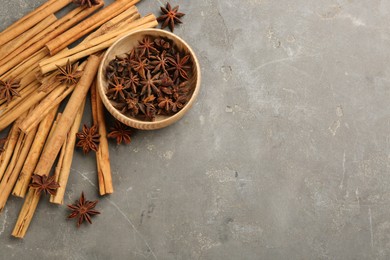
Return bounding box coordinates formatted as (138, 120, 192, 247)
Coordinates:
(98, 29, 200, 129)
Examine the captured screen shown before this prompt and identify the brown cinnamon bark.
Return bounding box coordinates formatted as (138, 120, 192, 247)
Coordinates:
(12, 55, 100, 238)
(45, 0, 140, 56)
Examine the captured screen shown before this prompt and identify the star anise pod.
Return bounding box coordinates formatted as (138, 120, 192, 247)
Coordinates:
(0, 78, 21, 105)
(107, 121, 132, 145)
(140, 70, 161, 97)
(56, 60, 83, 86)
(138, 95, 156, 121)
(157, 3, 185, 32)
(137, 37, 158, 57)
(150, 51, 170, 74)
(130, 57, 151, 79)
(167, 53, 191, 80)
(67, 192, 100, 228)
(106, 75, 130, 100)
(157, 96, 174, 112)
(117, 95, 139, 116)
(124, 72, 140, 94)
(76, 124, 100, 154)
(154, 37, 172, 51)
(29, 174, 60, 196)
(72, 0, 100, 8)
(0, 138, 7, 155)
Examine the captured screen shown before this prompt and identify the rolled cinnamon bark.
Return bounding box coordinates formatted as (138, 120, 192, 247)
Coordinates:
(0, 0, 73, 47)
(12, 55, 100, 238)
(12, 106, 59, 198)
(45, 0, 140, 56)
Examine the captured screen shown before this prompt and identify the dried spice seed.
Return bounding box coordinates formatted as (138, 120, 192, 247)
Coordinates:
(29, 174, 60, 196)
(107, 121, 132, 145)
(76, 124, 100, 154)
(0, 78, 21, 105)
(157, 3, 185, 32)
(56, 60, 83, 86)
(106, 75, 130, 100)
(67, 192, 100, 228)
(72, 0, 100, 8)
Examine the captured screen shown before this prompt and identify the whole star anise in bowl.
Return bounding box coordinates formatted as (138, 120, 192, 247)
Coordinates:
(97, 29, 201, 130)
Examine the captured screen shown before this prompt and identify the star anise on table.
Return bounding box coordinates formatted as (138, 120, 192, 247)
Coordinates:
(56, 60, 83, 86)
(157, 3, 185, 32)
(140, 70, 161, 97)
(167, 53, 191, 80)
(67, 192, 100, 228)
(29, 174, 60, 196)
(107, 75, 130, 100)
(0, 78, 21, 105)
(76, 124, 100, 154)
(0, 138, 7, 155)
(107, 121, 132, 145)
(137, 37, 158, 57)
(72, 0, 100, 8)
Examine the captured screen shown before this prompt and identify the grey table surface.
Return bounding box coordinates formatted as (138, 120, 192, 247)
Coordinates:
(1, 0, 390, 259)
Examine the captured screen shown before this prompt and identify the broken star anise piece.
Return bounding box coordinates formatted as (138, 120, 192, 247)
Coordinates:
(76, 124, 100, 154)
(72, 0, 100, 8)
(107, 121, 132, 145)
(29, 174, 60, 196)
(0, 138, 7, 155)
(157, 3, 185, 32)
(56, 60, 83, 86)
(0, 78, 21, 105)
(67, 192, 100, 228)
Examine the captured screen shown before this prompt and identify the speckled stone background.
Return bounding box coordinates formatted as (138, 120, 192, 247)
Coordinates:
(1, 0, 390, 259)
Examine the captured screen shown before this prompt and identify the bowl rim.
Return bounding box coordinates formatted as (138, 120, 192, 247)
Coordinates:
(97, 28, 201, 128)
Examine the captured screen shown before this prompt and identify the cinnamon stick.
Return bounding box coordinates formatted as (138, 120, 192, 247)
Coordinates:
(92, 82, 114, 195)
(0, 114, 38, 212)
(12, 106, 59, 198)
(45, 0, 140, 56)
(0, 0, 73, 47)
(0, 3, 103, 76)
(40, 16, 158, 74)
(12, 55, 100, 238)
(50, 99, 86, 204)
(0, 15, 57, 62)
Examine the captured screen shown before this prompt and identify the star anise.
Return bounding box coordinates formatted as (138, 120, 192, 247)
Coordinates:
(154, 38, 172, 51)
(137, 37, 158, 57)
(56, 60, 83, 86)
(157, 96, 174, 112)
(107, 121, 132, 145)
(130, 57, 151, 79)
(0, 78, 21, 105)
(140, 70, 161, 97)
(72, 0, 100, 8)
(157, 3, 185, 32)
(29, 174, 60, 196)
(0, 138, 7, 155)
(167, 53, 191, 80)
(124, 72, 140, 94)
(106, 75, 130, 100)
(67, 192, 100, 228)
(150, 51, 170, 74)
(76, 124, 100, 154)
(117, 95, 139, 116)
(138, 95, 156, 121)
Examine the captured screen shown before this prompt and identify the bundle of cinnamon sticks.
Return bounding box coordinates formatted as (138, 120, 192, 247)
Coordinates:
(0, 0, 158, 238)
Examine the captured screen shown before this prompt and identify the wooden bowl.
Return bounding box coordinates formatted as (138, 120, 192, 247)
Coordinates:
(97, 29, 201, 130)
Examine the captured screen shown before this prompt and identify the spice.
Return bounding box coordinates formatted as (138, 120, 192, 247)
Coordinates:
(157, 3, 185, 32)
(72, 0, 101, 8)
(0, 138, 6, 154)
(76, 124, 100, 154)
(104, 35, 193, 121)
(56, 59, 83, 86)
(29, 174, 60, 196)
(67, 192, 100, 227)
(0, 78, 21, 105)
(107, 121, 132, 145)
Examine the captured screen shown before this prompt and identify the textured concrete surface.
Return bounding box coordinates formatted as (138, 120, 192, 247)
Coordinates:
(1, 0, 390, 259)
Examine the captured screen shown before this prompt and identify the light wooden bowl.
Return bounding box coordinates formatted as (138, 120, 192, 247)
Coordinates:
(97, 29, 201, 130)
